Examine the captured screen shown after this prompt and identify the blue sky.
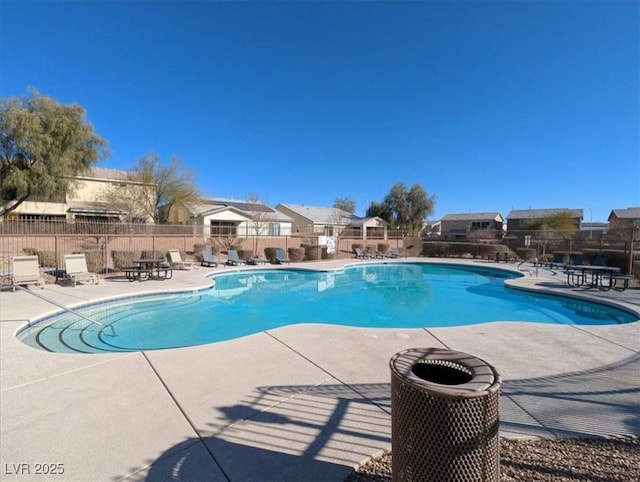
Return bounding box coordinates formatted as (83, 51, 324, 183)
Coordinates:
(1, 1, 638, 222)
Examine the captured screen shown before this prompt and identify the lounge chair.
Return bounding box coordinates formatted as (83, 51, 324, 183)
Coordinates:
(545, 252, 565, 269)
(389, 247, 403, 258)
(570, 254, 586, 266)
(353, 247, 370, 259)
(63, 253, 99, 287)
(168, 249, 198, 270)
(201, 249, 219, 267)
(275, 248, 290, 264)
(592, 255, 607, 267)
(9, 255, 45, 291)
(226, 249, 245, 266)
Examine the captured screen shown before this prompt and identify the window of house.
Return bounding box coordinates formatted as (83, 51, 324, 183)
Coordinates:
(269, 223, 281, 236)
(210, 220, 237, 237)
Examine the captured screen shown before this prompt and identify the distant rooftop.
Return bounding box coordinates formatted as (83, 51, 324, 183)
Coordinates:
(507, 208, 583, 219)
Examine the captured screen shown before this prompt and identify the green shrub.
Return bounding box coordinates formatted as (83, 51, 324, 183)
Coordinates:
(288, 247, 305, 262)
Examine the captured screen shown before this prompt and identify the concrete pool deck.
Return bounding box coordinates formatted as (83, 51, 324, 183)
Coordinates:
(1, 258, 638, 481)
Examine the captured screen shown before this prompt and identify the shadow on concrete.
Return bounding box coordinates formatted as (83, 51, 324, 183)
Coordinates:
(135, 354, 639, 481)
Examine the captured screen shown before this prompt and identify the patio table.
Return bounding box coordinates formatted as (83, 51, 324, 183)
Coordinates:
(127, 258, 172, 281)
(565, 265, 620, 289)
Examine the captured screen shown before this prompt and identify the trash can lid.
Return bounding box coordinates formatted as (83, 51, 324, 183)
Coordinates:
(390, 347, 500, 397)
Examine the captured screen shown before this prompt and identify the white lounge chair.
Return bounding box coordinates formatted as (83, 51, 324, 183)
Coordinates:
(63, 253, 99, 287)
(168, 249, 198, 270)
(9, 255, 45, 291)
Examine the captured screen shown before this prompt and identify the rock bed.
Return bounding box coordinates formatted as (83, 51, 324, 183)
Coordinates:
(345, 437, 640, 482)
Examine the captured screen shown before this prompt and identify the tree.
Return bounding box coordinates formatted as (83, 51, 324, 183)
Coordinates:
(366, 183, 436, 234)
(246, 193, 275, 256)
(117, 153, 201, 223)
(526, 212, 578, 256)
(0, 90, 108, 216)
(333, 197, 356, 214)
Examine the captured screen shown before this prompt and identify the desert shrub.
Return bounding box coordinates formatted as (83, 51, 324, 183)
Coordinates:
(81, 250, 103, 273)
(365, 245, 377, 254)
(321, 246, 336, 260)
(142, 250, 165, 260)
(377, 243, 390, 254)
(352, 243, 363, 252)
(302, 244, 320, 261)
(238, 249, 254, 260)
(264, 247, 278, 263)
(230, 244, 242, 251)
(112, 250, 136, 269)
(193, 244, 206, 262)
(23, 248, 56, 267)
(515, 248, 536, 261)
(288, 247, 305, 262)
(421, 241, 504, 259)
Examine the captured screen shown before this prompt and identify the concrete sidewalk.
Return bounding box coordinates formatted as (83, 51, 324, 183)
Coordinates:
(1, 259, 638, 481)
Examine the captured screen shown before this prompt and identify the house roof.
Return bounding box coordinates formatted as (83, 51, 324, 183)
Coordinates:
(608, 207, 640, 220)
(347, 216, 389, 227)
(189, 198, 293, 222)
(507, 208, 583, 219)
(67, 201, 124, 216)
(276, 204, 357, 225)
(441, 212, 504, 222)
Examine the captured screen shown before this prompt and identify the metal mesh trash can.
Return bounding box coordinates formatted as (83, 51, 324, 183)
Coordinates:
(390, 348, 501, 482)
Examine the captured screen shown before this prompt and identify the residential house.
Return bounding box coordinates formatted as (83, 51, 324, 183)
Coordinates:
(580, 222, 609, 241)
(506, 208, 583, 246)
(170, 197, 293, 240)
(275, 204, 355, 236)
(607, 207, 640, 239)
(274, 204, 389, 240)
(439, 212, 504, 240)
(1, 167, 155, 223)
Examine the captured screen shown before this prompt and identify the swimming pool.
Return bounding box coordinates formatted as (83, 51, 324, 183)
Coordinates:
(17, 263, 638, 354)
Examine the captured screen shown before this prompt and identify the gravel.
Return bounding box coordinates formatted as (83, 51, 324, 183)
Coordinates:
(345, 437, 640, 482)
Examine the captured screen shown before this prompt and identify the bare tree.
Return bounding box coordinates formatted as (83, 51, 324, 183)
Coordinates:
(246, 193, 276, 256)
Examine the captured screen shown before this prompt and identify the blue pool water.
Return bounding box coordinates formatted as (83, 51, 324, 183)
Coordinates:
(18, 263, 638, 354)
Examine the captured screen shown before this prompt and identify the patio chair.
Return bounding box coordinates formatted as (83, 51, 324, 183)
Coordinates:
(9, 255, 45, 291)
(389, 247, 403, 258)
(545, 252, 565, 269)
(201, 249, 219, 267)
(63, 253, 99, 287)
(275, 248, 290, 264)
(168, 249, 198, 270)
(592, 255, 607, 267)
(226, 249, 245, 266)
(570, 254, 586, 266)
(353, 247, 370, 259)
